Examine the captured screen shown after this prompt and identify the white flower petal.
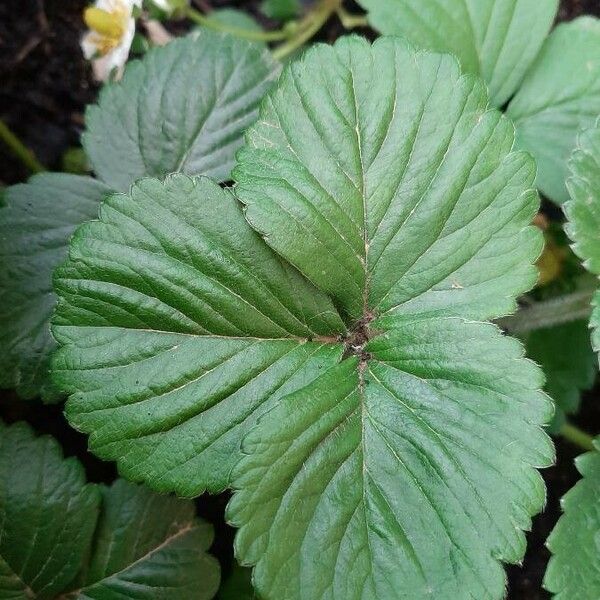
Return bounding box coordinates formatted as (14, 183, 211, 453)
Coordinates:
(91, 15, 136, 81)
(81, 32, 98, 59)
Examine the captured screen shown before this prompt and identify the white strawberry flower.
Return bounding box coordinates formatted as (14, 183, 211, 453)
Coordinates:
(81, 0, 142, 81)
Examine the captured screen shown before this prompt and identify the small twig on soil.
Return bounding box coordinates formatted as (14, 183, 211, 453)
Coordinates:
(0, 118, 45, 174)
(14, 35, 42, 65)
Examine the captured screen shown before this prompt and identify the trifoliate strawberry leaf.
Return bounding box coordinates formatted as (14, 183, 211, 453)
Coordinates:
(52, 36, 553, 599)
(84, 31, 280, 191)
(544, 438, 600, 599)
(507, 17, 600, 204)
(0, 421, 100, 599)
(564, 119, 600, 360)
(354, 0, 558, 107)
(523, 320, 596, 432)
(0, 174, 112, 400)
(0, 421, 220, 600)
(52, 175, 344, 496)
(68, 480, 220, 599)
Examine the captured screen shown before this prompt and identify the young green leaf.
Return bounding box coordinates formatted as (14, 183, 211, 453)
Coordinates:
(0, 421, 220, 599)
(507, 17, 600, 204)
(564, 119, 600, 359)
(523, 320, 596, 432)
(53, 36, 554, 599)
(52, 175, 344, 496)
(0, 421, 100, 599)
(84, 30, 280, 191)
(545, 438, 600, 599)
(354, 0, 558, 107)
(0, 174, 112, 400)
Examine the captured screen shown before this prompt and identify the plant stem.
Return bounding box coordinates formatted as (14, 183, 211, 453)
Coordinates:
(272, 0, 339, 61)
(186, 7, 291, 41)
(497, 288, 595, 335)
(560, 422, 596, 452)
(336, 6, 368, 28)
(0, 118, 45, 174)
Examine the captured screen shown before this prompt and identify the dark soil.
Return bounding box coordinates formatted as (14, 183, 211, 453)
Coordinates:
(1, 1, 600, 598)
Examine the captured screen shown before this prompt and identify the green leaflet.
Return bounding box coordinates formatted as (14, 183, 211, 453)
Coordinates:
(84, 31, 280, 191)
(508, 17, 600, 204)
(565, 120, 600, 276)
(0, 174, 112, 400)
(53, 175, 344, 496)
(229, 319, 551, 599)
(523, 320, 596, 432)
(564, 120, 600, 360)
(234, 37, 542, 322)
(0, 422, 219, 599)
(52, 37, 554, 599)
(354, 0, 558, 107)
(545, 438, 600, 599)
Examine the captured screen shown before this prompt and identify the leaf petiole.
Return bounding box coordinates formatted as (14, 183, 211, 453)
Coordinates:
(187, 2, 349, 64)
(498, 288, 595, 335)
(0, 118, 45, 174)
(336, 6, 368, 29)
(560, 421, 596, 452)
(272, 0, 340, 60)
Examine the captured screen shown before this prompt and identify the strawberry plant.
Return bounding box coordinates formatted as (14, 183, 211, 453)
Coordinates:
(1, 1, 600, 599)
